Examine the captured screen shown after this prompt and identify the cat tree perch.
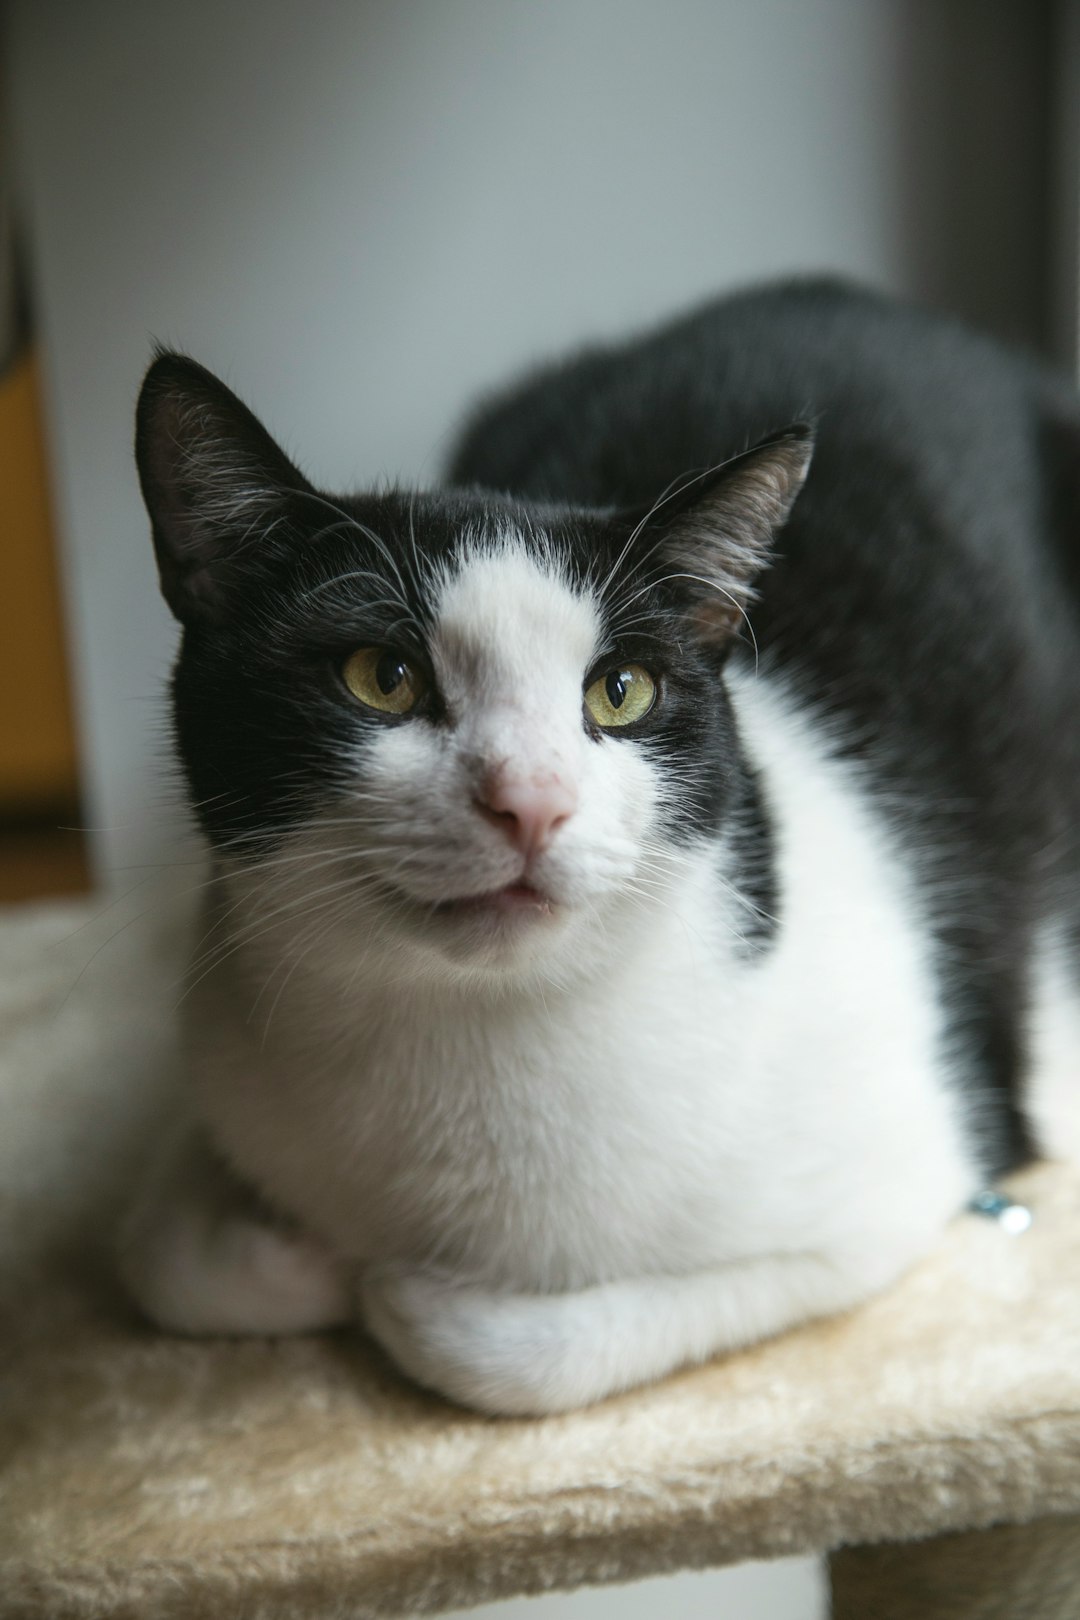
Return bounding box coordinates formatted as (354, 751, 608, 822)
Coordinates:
(2, 897, 1079, 1619)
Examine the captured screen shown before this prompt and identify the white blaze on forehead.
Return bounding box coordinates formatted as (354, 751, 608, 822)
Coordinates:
(432, 541, 600, 724)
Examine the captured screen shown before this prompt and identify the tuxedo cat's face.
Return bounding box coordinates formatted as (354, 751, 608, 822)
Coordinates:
(136, 355, 810, 985)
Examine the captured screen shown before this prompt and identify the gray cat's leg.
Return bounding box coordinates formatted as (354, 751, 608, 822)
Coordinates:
(118, 1123, 353, 1335)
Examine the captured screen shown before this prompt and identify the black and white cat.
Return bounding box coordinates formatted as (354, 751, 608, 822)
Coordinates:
(120, 278, 1080, 1415)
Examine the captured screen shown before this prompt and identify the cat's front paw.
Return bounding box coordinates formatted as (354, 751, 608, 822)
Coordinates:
(121, 1207, 354, 1337)
(360, 1272, 596, 1416)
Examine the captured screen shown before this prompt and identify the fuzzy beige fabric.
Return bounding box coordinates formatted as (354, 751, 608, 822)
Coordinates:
(1, 891, 1079, 1619)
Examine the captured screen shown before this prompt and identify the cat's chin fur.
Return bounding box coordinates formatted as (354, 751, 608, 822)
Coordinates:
(119, 278, 1080, 1415)
(217, 825, 642, 993)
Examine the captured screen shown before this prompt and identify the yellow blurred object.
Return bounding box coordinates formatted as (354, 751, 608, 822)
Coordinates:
(0, 348, 80, 810)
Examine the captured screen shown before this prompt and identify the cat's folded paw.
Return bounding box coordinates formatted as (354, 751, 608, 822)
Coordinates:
(233, 1223, 356, 1333)
(121, 1208, 355, 1337)
(360, 1272, 595, 1416)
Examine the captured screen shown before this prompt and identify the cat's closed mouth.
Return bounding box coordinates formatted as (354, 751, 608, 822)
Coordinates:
(433, 882, 553, 917)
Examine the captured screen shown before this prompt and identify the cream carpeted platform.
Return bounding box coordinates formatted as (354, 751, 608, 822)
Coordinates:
(2, 889, 1079, 1619)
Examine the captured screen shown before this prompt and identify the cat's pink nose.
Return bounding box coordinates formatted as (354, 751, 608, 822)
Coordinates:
(475, 769, 578, 855)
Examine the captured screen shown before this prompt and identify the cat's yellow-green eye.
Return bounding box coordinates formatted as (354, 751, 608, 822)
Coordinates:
(584, 664, 657, 729)
(342, 646, 427, 715)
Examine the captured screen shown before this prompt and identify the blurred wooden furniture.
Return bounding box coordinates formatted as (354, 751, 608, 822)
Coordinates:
(0, 346, 90, 900)
(0, 347, 80, 815)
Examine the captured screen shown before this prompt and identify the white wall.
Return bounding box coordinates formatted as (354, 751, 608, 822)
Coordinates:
(4, 0, 1051, 878)
(443, 1560, 826, 1620)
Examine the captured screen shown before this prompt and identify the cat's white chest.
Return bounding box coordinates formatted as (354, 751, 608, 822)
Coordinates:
(193, 912, 754, 1289)
(194, 888, 972, 1298)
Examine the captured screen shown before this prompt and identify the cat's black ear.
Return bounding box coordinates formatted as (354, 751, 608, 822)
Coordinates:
(628, 425, 813, 643)
(135, 351, 313, 625)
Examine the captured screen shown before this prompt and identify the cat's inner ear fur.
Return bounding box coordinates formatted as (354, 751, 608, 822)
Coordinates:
(635, 426, 814, 643)
(135, 352, 312, 625)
